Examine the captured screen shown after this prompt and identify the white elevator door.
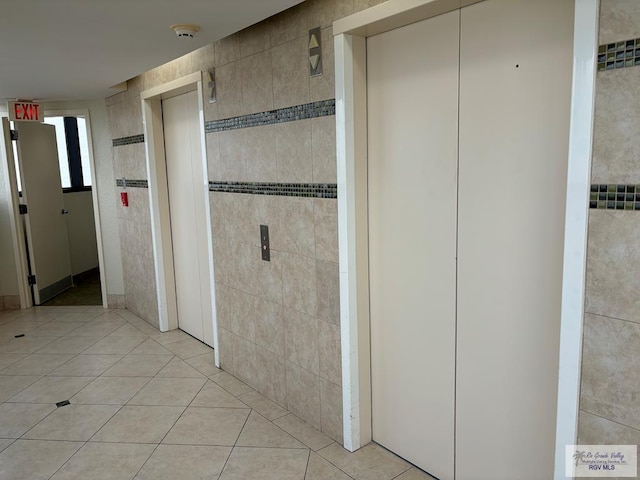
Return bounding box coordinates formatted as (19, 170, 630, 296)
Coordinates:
(367, 10, 459, 480)
(163, 90, 213, 346)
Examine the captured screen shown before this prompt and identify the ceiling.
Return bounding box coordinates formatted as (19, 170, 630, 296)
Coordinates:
(0, 0, 304, 102)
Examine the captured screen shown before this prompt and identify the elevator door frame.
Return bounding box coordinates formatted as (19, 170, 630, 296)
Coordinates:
(141, 72, 220, 366)
(332, 1, 598, 478)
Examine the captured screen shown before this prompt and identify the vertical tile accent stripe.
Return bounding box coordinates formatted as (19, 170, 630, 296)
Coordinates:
(205, 99, 335, 133)
(209, 181, 337, 198)
(112, 134, 145, 147)
(116, 179, 148, 189)
(597, 38, 640, 71)
(590, 184, 640, 210)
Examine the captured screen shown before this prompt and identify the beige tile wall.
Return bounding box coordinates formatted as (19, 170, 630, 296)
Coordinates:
(106, 0, 389, 444)
(579, 0, 640, 451)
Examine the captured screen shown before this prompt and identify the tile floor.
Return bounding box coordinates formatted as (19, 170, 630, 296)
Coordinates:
(42, 269, 102, 307)
(0, 306, 433, 480)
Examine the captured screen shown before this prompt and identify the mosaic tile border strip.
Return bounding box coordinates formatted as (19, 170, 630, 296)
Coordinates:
(205, 99, 335, 133)
(590, 184, 640, 210)
(112, 134, 145, 147)
(209, 181, 337, 198)
(116, 178, 148, 189)
(598, 38, 640, 71)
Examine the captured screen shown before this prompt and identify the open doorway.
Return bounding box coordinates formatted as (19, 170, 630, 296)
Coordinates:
(41, 115, 101, 306)
(3, 109, 107, 308)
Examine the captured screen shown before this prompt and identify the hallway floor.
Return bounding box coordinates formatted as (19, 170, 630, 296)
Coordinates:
(42, 269, 103, 307)
(0, 306, 431, 480)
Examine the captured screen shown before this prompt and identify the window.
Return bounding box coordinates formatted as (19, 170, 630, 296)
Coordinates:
(43, 116, 71, 188)
(43, 116, 92, 191)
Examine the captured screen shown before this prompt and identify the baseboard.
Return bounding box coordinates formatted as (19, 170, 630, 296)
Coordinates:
(2, 295, 20, 310)
(107, 294, 125, 309)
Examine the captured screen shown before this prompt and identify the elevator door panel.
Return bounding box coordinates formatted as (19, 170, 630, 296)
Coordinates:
(456, 0, 574, 478)
(367, 10, 460, 480)
(163, 90, 213, 346)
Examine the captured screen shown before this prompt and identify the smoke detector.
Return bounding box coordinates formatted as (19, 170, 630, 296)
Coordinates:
(170, 24, 200, 38)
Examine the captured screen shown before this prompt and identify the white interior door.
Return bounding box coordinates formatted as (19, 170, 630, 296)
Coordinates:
(367, 11, 459, 480)
(14, 121, 73, 304)
(455, 1, 573, 478)
(163, 89, 214, 346)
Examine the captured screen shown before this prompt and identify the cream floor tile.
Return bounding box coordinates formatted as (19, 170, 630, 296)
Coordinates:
(48, 354, 123, 376)
(81, 335, 146, 355)
(238, 390, 289, 420)
(108, 323, 147, 337)
(190, 380, 249, 408)
(129, 338, 172, 355)
(163, 407, 249, 446)
(0, 440, 82, 480)
(0, 353, 26, 370)
(317, 443, 411, 480)
(0, 375, 41, 402)
(94, 311, 132, 322)
(51, 442, 155, 480)
(0, 336, 58, 354)
(305, 452, 353, 479)
(34, 336, 103, 355)
(114, 309, 146, 323)
(236, 411, 306, 448)
(395, 468, 437, 479)
(126, 319, 163, 336)
(128, 377, 207, 406)
(0, 321, 52, 336)
(51, 312, 103, 322)
(66, 320, 125, 337)
(102, 353, 173, 376)
(163, 338, 214, 359)
(27, 321, 84, 337)
(0, 403, 55, 437)
(273, 414, 334, 451)
(22, 404, 120, 441)
(0, 354, 74, 376)
(211, 372, 253, 396)
(91, 405, 185, 443)
(135, 444, 232, 480)
(82, 306, 110, 314)
(8, 376, 94, 403)
(0, 439, 14, 453)
(71, 376, 151, 405)
(149, 329, 191, 346)
(156, 357, 205, 378)
(186, 352, 221, 376)
(220, 446, 310, 480)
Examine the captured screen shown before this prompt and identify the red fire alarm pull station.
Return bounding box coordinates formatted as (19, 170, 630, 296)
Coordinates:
(120, 178, 128, 207)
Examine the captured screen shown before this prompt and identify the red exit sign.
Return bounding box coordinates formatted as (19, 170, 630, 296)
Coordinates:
(8, 101, 43, 122)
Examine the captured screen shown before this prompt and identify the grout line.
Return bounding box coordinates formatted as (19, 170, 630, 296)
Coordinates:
(36, 439, 86, 480)
(583, 311, 640, 328)
(579, 409, 640, 434)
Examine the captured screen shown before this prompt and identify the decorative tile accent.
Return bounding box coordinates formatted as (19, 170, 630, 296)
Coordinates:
(116, 179, 148, 189)
(112, 134, 145, 147)
(590, 184, 640, 210)
(597, 39, 640, 71)
(205, 100, 335, 133)
(209, 181, 337, 199)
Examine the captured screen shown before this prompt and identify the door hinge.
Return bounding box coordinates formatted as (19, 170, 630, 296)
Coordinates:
(19, 204, 27, 215)
(28, 275, 36, 286)
(10, 130, 18, 141)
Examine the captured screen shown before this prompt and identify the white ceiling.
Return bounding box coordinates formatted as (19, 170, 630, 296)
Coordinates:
(0, 0, 304, 102)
